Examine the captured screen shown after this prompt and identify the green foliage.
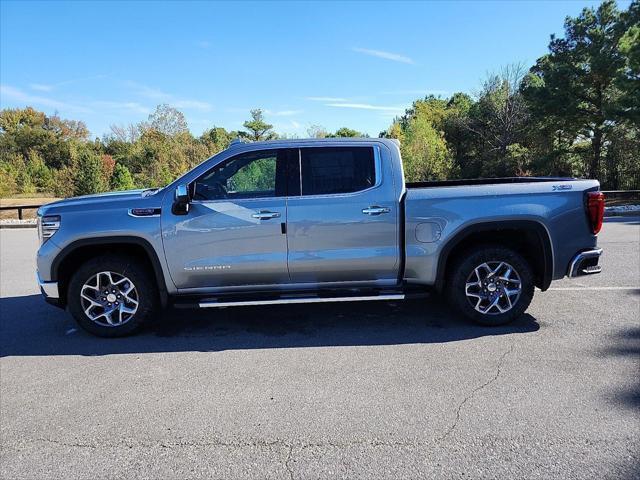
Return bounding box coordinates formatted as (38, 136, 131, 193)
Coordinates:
(74, 148, 106, 196)
(0, 166, 17, 196)
(617, 1, 640, 121)
(26, 150, 54, 192)
(111, 163, 136, 191)
(52, 166, 76, 198)
(229, 157, 276, 193)
(200, 127, 235, 152)
(522, 0, 636, 179)
(326, 127, 367, 138)
(242, 109, 276, 141)
(400, 110, 454, 182)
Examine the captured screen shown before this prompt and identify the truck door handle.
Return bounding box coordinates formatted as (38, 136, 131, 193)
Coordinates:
(362, 206, 390, 215)
(252, 211, 281, 220)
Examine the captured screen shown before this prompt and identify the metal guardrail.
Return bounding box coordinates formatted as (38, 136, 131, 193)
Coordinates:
(602, 190, 640, 194)
(0, 190, 639, 220)
(0, 204, 41, 220)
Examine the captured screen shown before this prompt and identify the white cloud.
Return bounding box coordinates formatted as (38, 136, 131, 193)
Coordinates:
(352, 47, 414, 65)
(0, 85, 92, 113)
(325, 102, 405, 112)
(305, 96, 348, 102)
(27, 74, 107, 93)
(124, 81, 170, 100)
(91, 101, 150, 115)
(29, 83, 54, 92)
(124, 81, 212, 111)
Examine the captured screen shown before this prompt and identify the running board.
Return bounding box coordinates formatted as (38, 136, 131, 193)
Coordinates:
(196, 293, 406, 309)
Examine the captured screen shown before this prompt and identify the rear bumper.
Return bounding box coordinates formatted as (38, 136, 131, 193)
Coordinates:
(567, 248, 603, 277)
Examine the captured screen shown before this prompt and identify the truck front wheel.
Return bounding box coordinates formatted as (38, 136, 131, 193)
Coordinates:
(446, 245, 535, 326)
(67, 254, 159, 337)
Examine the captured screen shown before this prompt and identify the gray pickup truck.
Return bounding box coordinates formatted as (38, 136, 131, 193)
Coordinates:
(36, 138, 604, 336)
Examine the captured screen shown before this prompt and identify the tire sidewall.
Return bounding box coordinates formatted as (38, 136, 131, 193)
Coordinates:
(67, 255, 157, 337)
(447, 246, 534, 326)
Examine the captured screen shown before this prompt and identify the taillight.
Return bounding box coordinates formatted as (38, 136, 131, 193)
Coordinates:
(586, 191, 605, 234)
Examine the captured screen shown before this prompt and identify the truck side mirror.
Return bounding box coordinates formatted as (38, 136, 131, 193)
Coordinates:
(172, 184, 191, 215)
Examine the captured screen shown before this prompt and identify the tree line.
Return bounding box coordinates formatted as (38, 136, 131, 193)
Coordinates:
(0, 0, 638, 198)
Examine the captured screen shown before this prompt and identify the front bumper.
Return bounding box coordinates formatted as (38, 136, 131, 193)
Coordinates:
(567, 248, 603, 277)
(37, 271, 61, 305)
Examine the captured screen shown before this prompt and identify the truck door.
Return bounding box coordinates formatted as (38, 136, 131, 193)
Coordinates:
(162, 148, 291, 290)
(286, 145, 400, 285)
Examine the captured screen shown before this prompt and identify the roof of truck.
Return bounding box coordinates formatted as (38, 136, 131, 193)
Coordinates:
(227, 137, 399, 150)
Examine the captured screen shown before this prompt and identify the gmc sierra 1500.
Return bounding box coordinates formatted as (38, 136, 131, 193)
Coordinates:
(36, 138, 604, 337)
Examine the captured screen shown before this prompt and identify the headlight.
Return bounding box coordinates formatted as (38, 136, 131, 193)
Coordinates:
(38, 215, 60, 243)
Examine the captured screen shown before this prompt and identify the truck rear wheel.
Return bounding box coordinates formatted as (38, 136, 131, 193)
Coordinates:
(446, 245, 534, 326)
(67, 254, 158, 337)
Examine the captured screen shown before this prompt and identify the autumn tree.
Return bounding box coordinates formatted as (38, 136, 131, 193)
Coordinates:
(146, 104, 188, 136)
(307, 124, 328, 138)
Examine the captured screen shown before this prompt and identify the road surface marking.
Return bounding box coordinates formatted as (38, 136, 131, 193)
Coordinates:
(546, 286, 639, 291)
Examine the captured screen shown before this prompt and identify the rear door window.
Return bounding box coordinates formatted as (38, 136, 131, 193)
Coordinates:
(299, 147, 376, 196)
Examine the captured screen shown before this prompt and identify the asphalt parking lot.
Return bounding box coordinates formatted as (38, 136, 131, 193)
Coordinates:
(1, 218, 639, 479)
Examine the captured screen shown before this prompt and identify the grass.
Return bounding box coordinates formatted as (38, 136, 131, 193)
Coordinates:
(0, 197, 61, 220)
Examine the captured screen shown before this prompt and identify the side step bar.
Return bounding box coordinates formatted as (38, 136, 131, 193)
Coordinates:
(196, 293, 406, 309)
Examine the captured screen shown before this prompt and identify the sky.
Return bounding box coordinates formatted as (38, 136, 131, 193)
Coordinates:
(0, 0, 628, 138)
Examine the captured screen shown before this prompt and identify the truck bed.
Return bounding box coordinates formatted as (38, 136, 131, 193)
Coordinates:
(403, 177, 600, 289)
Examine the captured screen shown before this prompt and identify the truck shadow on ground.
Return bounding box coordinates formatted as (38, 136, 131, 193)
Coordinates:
(599, 326, 640, 478)
(0, 294, 540, 357)
(600, 326, 640, 410)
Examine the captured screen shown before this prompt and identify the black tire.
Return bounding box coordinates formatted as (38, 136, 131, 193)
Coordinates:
(446, 245, 534, 326)
(67, 254, 158, 337)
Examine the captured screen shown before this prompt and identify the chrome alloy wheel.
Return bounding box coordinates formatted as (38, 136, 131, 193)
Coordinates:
(80, 271, 139, 327)
(464, 261, 522, 315)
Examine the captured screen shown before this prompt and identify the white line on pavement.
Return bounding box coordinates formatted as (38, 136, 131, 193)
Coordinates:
(546, 286, 639, 291)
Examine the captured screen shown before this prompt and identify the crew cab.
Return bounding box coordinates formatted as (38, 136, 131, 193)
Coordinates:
(36, 138, 605, 336)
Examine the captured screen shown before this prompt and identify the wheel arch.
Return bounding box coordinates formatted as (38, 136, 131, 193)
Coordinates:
(435, 220, 553, 292)
(51, 236, 169, 308)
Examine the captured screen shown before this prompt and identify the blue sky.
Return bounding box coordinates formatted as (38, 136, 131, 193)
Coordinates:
(0, 0, 626, 138)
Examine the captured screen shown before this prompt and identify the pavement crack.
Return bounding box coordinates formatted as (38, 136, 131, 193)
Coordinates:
(32, 438, 97, 449)
(437, 342, 514, 443)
